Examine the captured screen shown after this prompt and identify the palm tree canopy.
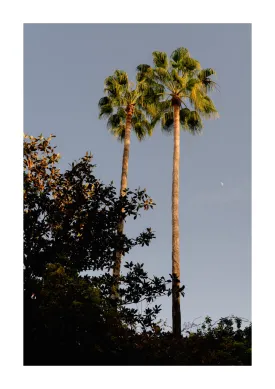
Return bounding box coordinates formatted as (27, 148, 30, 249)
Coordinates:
(98, 70, 158, 141)
(136, 47, 219, 135)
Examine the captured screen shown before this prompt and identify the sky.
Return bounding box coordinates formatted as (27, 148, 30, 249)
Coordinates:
(24, 23, 251, 327)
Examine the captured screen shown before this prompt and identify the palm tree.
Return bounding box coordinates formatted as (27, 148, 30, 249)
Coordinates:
(137, 48, 219, 337)
(98, 70, 157, 282)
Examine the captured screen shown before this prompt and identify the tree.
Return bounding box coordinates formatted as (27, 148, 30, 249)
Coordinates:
(137, 48, 219, 337)
(98, 70, 159, 280)
(24, 133, 156, 279)
(24, 133, 170, 365)
(126, 315, 251, 365)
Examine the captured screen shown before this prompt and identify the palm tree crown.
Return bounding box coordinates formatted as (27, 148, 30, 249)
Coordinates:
(136, 47, 219, 133)
(99, 69, 156, 142)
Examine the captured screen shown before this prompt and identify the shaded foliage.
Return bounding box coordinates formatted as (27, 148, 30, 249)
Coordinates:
(24, 134, 170, 364)
(24, 134, 158, 277)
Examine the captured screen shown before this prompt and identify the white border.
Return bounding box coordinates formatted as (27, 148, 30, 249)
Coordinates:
(1, 0, 274, 387)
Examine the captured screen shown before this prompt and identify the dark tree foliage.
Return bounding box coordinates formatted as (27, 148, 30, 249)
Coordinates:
(24, 134, 169, 365)
(24, 134, 251, 366)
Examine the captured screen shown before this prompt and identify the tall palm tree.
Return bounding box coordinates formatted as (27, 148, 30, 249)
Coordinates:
(99, 70, 158, 281)
(137, 48, 219, 337)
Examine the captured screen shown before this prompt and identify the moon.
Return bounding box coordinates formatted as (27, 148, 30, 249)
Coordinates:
(220, 182, 224, 187)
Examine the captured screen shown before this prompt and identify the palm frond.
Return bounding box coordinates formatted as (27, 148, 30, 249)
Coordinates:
(104, 77, 123, 99)
(132, 120, 149, 141)
(186, 77, 201, 92)
(159, 99, 172, 112)
(139, 84, 165, 108)
(170, 48, 200, 74)
(132, 109, 154, 138)
(132, 123, 147, 141)
(198, 68, 217, 92)
(98, 96, 110, 107)
(154, 67, 171, 84)
(197, 95, 219, 118)
(144, 99, 171, 131)
(145, 99, 171, 121)
(170, 47, 190, 63)
(187, 111, 203, 134)
(137, 64, 151, 72)
(104, 70, 129, 99)
(113, 70, 129, 86)
(136, 64, 153, 82)
(180, 107, 191, 127)
(180, 108, 203, 134)
(132, 108, 147, 122)
(142, 103, 158, 118)
(161, 110, 174, 133)
(98, 96, 113, 118)
(152, 51, 169, 69)
(198, 68, 216, 79)
(188, 81, 205, 111)
(106, 113, 123, 130)
(116, 107, 127, 119)
(171, 69, 188, 91)
(106, 113, 126, 142)
(185, 57, 201, 71)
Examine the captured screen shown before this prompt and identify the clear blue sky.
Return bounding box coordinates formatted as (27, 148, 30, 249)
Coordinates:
(24, 24, 251, 327)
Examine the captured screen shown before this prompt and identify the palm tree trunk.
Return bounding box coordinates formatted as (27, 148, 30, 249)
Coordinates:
(172, 103, 181, 337)
(113, 106, 133, 279)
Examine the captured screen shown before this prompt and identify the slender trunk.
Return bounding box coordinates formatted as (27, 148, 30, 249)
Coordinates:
(172, 102, 181, 337)
(112, 105, 133, 279)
